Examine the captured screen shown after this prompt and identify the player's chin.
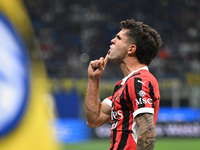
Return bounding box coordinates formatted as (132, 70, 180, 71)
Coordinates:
(108, 57, 118, 64)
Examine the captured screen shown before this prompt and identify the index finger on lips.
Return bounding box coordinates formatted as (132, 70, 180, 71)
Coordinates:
(104, 54, 108, 66)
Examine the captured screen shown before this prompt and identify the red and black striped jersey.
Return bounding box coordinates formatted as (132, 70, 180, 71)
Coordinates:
(103, 66, 160, 150)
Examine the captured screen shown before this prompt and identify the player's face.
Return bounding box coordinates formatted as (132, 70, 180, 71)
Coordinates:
(107, 29, 132, 64)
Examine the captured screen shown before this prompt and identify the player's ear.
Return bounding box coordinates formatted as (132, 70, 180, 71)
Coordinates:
(128, 44, 136, 55)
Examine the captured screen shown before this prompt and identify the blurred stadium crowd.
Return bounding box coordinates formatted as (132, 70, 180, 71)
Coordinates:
(24, 0, 200, 80)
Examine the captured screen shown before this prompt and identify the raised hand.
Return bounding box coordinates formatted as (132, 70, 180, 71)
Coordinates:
(88, 54, 108, 80)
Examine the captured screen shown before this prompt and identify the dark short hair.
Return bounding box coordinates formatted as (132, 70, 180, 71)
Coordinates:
(120, 19, 162, 65)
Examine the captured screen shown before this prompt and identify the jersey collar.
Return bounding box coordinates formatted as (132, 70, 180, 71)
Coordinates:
(121, 66, 148, 85)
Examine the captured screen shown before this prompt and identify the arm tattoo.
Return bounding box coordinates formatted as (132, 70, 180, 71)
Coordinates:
(136, 113, 156, 150)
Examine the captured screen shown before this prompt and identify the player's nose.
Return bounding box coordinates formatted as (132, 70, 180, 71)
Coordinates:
(111, 38, 115, 44)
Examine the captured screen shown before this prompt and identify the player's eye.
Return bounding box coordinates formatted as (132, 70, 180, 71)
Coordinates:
(116, 35, 121, 40)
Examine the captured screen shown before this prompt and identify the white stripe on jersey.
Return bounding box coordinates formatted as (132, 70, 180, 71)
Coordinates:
(102, 98, 112, 107)
(133, 107, 154, 118)
(132, 118, 139, 143)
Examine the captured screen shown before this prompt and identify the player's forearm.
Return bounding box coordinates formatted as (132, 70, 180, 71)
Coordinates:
(136, 128, 156, 150)
(85, 78, 101, 127)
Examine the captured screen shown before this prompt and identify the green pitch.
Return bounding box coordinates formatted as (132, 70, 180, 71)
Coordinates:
(62, 138, 200, 150)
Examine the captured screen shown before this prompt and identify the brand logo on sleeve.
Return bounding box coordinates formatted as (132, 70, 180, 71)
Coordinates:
(137, 80, 146, 86)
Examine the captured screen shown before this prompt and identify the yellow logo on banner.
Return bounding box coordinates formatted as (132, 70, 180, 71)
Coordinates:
(0, 0, 59, 150)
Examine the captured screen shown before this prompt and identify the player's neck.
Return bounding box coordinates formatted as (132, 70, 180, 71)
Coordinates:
(120, 58, 147, 77)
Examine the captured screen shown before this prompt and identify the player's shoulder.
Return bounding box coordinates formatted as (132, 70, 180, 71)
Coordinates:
(127, 69, 158, 84)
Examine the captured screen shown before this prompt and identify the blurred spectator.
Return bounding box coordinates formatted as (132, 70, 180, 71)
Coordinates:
(24, 0, 200, 80)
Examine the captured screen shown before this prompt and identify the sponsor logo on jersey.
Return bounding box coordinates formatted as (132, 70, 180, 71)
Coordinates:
(111, 110, 123, 129)
(111, 110, 123, 120)
(135, 98, 153, 105)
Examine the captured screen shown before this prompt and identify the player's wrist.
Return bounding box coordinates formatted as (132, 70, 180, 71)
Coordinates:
(88, 76, 100, 82)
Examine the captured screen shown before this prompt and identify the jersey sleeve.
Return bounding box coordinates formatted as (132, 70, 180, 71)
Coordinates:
(127, 77, 155, 118)
(102, 96, 112, 107)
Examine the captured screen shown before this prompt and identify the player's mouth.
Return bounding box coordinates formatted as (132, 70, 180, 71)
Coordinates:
(108, 45, 114, 54)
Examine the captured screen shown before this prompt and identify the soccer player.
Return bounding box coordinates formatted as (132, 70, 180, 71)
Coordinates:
(85, 19, 162, 150)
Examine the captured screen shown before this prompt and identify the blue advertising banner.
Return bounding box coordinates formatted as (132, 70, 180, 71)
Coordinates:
(53, 119, 91, 143)
(157, 107, 200, 122)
